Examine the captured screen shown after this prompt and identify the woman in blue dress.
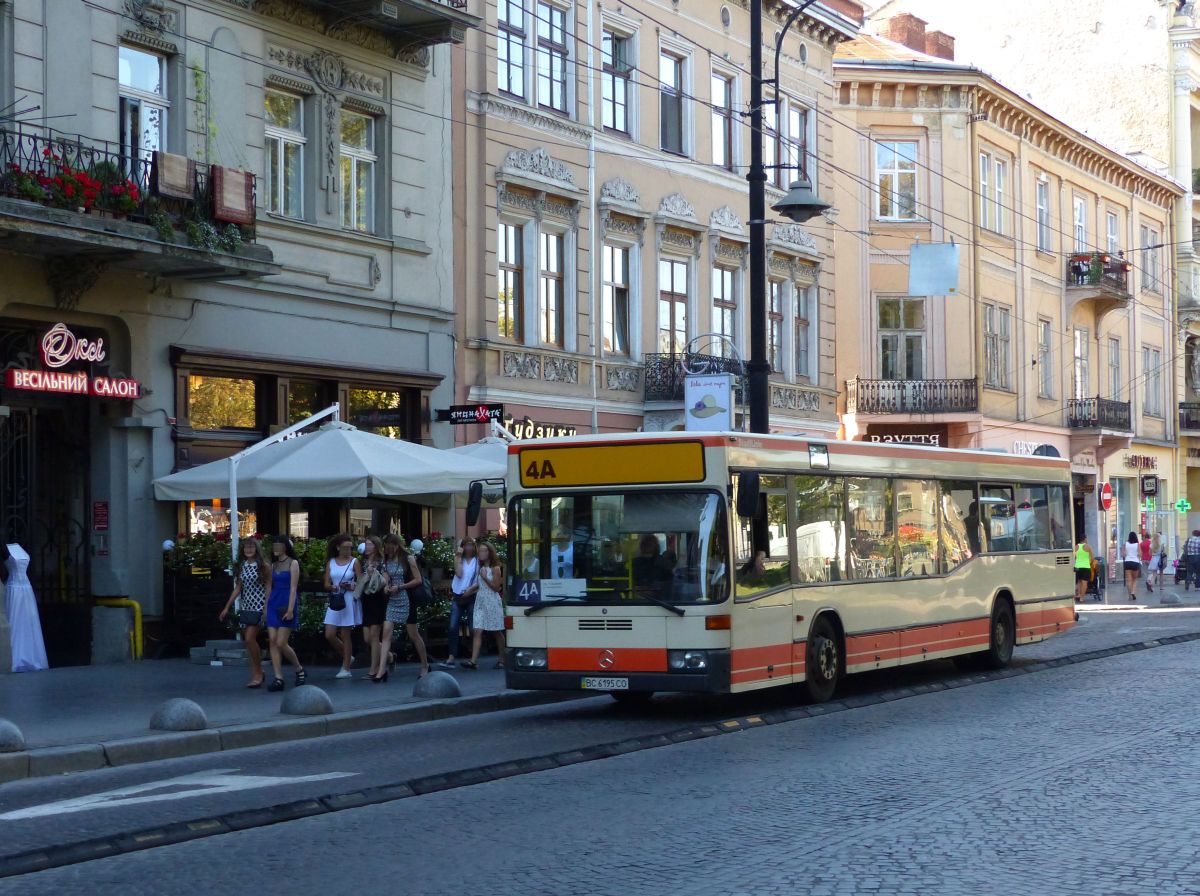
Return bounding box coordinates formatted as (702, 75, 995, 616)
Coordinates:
(266, 535, 306, 692)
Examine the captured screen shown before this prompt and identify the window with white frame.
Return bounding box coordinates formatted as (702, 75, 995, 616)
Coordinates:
(983, 303, 1011, 389)
(498, 221, 524, 341)
(795, 286, 814, 380)
(765, 97, 809, 187)
(1140, 224, 1161, 292)
(768, 280, 784, 373)
(1073, 327, 1089, 400)
(763, 97, 778, 180)
(658, 258, 688, 353)
(1035, 177, 1051, 251)
(263, 90, 304, 218)
(712, 266, 737, 357)
(1106, 211, 1119, 255)
(876, 140, 918, 220)
(1037, 318, 1053, 397)
(978, 150, 1006, 233)
(535, 1, 568, 113)
(711, 73, 734, 171)
(497, 0, 527, 99)
(878, 297, 924, 380)
(659, 51, 685, 154)
(1144, 345, 1162, 415)
(601, 29, 632, 135)
(538, 230, 565, 346)
(1073, 196, 1087, 252)
(119, 45, 168, 172)
(602, 243, 630, 356)
(340, 111, 375, 232)
(1108, 337, 1121, 400)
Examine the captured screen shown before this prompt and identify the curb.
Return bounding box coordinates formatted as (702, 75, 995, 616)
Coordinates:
(0, 690, 583, 786)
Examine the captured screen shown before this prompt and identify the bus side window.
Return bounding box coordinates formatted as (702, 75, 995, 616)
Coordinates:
(793, 475, 845, 583)
(940, 481, 978, 570)
(846, 477, 895, 580)
(1015, 484, 1050, 551)
(979, 484, 1015, 552)
(734, 475, 790, 596)
(1047, 485, 1073, 549)
(895, 479, 938, 577)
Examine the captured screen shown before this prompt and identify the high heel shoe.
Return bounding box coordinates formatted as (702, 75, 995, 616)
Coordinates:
(371, 671, 388, 683)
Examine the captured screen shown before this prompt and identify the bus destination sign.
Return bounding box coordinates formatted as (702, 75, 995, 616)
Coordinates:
(518, 441, 706, 488)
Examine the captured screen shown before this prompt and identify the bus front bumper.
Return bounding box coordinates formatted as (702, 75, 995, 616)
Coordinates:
(505, 649, 730, 694)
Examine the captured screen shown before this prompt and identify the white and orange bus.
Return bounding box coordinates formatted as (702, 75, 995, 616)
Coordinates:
(495, 432, 1076, 703)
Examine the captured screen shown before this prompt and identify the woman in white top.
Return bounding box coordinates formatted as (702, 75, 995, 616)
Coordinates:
(462, 539, 505, 670)
(439, 538, 479, 669)
(324, 533, 361, 679)
(1122, 531, 1142, 603)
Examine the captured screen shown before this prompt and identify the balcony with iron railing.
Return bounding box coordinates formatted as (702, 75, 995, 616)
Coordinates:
(0, 125, 277, 287)
(844, 377, 979, 414)
(1067, 396, 1132, 431)
(644, 352, 746, 403)
(1065, 252, 1132, 315)
(1181, 402, 1200, 434)
(280, 0, 479, 47)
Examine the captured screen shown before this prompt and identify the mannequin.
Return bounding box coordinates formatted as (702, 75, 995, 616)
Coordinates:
(5, 543, 48, 671)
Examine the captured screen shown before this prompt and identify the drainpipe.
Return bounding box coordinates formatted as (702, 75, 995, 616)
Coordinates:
(586, 0, 599, 433)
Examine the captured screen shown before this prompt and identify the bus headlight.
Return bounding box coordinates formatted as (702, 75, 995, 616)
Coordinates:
(667, 650, 708, 671)
(514, 648, 547, 669)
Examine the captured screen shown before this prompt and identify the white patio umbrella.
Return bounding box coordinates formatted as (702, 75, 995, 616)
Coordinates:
(446, 436, 510, 470)
(153, 421, 504, 502)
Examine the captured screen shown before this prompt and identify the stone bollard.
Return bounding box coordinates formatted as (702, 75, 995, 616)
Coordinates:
(281, 685, 333, 716)
(150, 698, 208, 731)
(413, 670, 462, 699)
(0, 718, 25, 752)
(1160, 593, 1181, 606)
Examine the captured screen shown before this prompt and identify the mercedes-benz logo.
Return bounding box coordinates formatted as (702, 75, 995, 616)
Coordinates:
(598, 649, 616, 669)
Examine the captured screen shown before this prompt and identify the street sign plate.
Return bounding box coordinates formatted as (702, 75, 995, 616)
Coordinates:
(1100, 482, 1113, 512)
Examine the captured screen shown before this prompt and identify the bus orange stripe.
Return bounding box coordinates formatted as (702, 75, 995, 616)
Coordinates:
(547, 647, 667, 672)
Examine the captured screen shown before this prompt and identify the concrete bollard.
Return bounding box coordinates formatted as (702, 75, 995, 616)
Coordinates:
(150, 698, 208, 731)
(413, 670, 462, 699)
(0, 719, 25, 752)
(1160, 593, 1181, 606)
(281, 684, 334, 716)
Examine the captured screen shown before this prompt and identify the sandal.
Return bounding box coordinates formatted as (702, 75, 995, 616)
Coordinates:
(461, 660, 478, 669)
(246, 680, 264, 689)
(295, 668, 307, 686)
(493, 662, 505, 670)
(268, 678, 285, 692)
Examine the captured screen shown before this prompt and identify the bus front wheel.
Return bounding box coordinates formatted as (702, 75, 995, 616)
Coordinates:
(803, 616, 841, 703)
(983, 599, 1015, 669)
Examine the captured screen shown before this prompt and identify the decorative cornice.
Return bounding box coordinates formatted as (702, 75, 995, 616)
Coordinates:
(467, 92, 591, 144)
(600, 177, 640, 206)
(265, 72, 314, 95)
(771, 222, 817, 251)
(657, 192, 696, 221)
(267, 44, 385, 99)
(123, 0, 175, 33)
(710, 205, 744, 235)
(121, 28, 178, 55)
(497, 147, 580, 195)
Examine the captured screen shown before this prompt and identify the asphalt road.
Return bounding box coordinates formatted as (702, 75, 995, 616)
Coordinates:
(2, 608, 1199, 893)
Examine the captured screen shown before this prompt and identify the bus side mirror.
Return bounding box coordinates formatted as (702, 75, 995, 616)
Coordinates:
(735, 471, 760, 518)
(466, 482, 484, 527)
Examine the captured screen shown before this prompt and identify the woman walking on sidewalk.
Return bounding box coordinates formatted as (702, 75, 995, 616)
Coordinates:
(219, 537, 270, 688)
(324, 533, 361, 679)
(463, 539, 506, 670)
(357, 536, 389, 681)
(1073, 538, 1093, 604)
(266, 535, 305, 691)
(1148, 533, 1164, 591)
(1123, 531, 1142, 602)
(440, 538, 479, 669)
(1140, 532, 1154, 593)
(376, 534, 422, 682)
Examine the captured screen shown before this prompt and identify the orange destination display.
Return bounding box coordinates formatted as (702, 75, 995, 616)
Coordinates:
(517, 440, 706, 488)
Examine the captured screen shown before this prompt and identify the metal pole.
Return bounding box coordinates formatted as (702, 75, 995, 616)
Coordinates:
(747, 0, 769, 434)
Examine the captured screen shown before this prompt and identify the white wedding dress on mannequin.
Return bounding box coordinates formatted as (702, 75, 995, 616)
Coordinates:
(5, 544, 48, 672)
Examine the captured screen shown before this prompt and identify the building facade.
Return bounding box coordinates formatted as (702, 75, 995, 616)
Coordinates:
(0, 0, 475, 663)
(451, 0, 862, 445)
(832, 27, 1182, 561)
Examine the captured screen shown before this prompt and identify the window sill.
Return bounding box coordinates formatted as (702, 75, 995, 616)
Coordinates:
(873, 217, 925, 227)
(257, 212, 396, 249)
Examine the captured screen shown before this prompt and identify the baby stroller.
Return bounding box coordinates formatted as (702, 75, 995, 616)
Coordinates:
(1176, 557, 1188, 586)
(1086, 557, 1105, 599)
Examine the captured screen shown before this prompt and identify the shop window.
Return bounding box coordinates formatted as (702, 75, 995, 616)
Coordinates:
(287, 380, 326, 425)
(187, 499, 257, 538)
(349, 388, 409, 439)
(847, 477, 895, 579)
(187, 374, 257, 430)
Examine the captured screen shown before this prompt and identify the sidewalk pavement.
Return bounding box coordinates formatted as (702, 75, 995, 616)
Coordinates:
(1084, 576, 1200, 609)
(0, 657, 574, 785)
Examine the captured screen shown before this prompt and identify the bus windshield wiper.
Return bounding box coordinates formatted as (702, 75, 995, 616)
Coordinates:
(523, 596, 588, 615)
(638, 591, 685, 616)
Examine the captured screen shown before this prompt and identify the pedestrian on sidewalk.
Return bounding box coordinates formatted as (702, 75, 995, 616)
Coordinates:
(463, 539, 506, 670)
(1140, 532, 1153, 593)
(1122, 532, 1142, 602)
(324, 533, 361, 679)
(218, 536, 269, 688)
(266, 535, 305, 691)
(378, 534, 415, 682)
(1148, 533, 1164, 590)
(1185, 530, 1200, 591)
(440, 538, 479, 669)
(1073, 537, 1093, 603)
(402, 539, 431, 678)
(357, 536, 389, 681)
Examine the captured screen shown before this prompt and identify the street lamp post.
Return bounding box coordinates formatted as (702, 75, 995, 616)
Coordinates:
(747, 0, 832, 434)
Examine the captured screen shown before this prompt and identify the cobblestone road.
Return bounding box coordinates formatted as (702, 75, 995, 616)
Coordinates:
(5, 614, 1200, 895)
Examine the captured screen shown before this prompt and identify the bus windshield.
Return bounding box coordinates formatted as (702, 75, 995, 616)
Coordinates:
(509, 490, 730, 606)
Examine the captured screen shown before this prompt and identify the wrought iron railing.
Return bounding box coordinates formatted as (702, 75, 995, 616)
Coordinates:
(1181, 402, 1200, 432)
(0, 124, 256, 242)
(644, 352, 745, 402)
(1067, 396, 1132, 431)
(1065, 252, 1131, 295)
(845, 377, 978, 414)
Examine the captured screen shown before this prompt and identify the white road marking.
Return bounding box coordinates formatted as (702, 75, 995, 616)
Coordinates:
(0, 769, 357, 820)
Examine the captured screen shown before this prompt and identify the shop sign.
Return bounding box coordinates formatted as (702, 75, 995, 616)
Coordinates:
(1124, 454, 1158, 470)
(1141, 475, 1159, 497)
(1013, 441, 1061, 457)
(93, 501, 109, 532)
(40, 322, 106, 368)
(438, 404, 505, 425)
(1072, 450, 1097, 469)
(4, 369, 141, 399)
(863, 424, 948, 448)
(353, 409, 408, 428)
(504, 414, 578, 440)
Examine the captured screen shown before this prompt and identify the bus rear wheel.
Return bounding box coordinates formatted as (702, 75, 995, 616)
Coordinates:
(611, 691, 654, 706)
(982, 599, 1015, 669)
(803, 616, 841, 703)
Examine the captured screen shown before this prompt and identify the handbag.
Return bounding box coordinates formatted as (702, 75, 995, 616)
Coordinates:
(237, 609, 262, 626)
(328, 562, 352, 612)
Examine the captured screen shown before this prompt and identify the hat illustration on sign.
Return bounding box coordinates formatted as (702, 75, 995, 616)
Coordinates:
(689, 394, 727, 418)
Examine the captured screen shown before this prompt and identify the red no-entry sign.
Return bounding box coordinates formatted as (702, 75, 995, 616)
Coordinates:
(1100, 481, 1113, 512)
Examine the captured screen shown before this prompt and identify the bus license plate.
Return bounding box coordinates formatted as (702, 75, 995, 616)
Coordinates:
(582, 676, 628, 691)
